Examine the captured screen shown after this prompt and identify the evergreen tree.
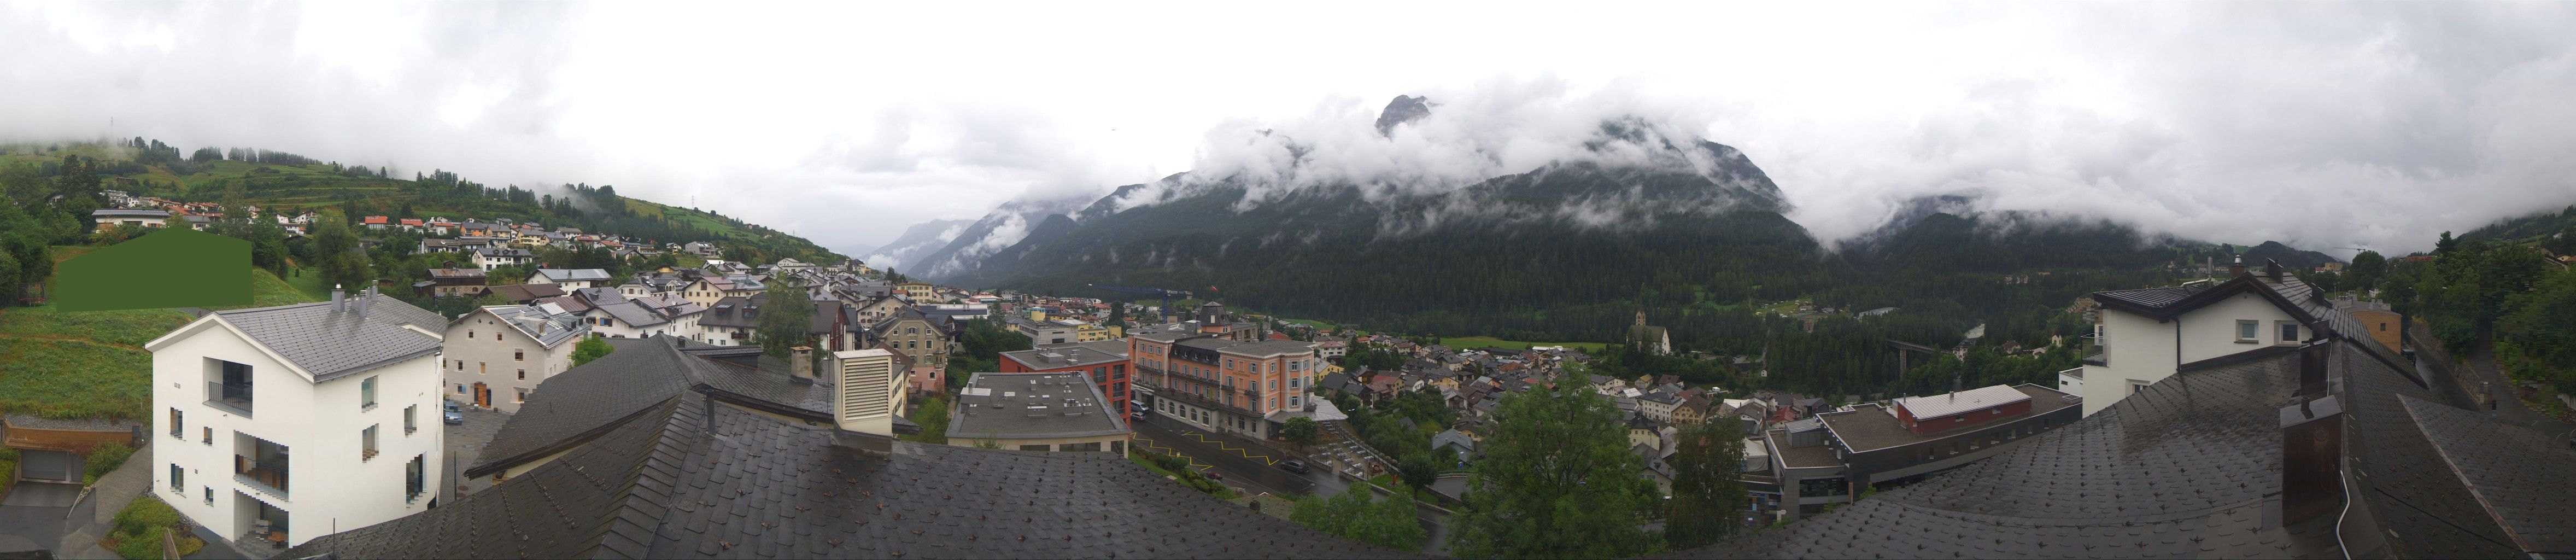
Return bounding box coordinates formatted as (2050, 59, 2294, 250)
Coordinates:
(311, 209, 375, 294)
(1447, 388, 1657, 558)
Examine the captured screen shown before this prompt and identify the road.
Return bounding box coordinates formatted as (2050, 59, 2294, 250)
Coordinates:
(2409, 323, 2576, 439)
(1129, 412, 1453, 554)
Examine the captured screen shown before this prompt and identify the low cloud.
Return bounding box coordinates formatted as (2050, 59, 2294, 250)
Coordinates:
(4, 3, 2573, 258)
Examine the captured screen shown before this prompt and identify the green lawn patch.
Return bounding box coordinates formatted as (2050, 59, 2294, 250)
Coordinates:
(1436, 336, 1609, 353)
(104, 494, 206, 559)
(0, 337, 153, 420)
(0, 306, 192, 348)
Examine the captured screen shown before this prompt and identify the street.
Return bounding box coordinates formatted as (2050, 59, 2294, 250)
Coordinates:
(2408, 323, 2576, 438)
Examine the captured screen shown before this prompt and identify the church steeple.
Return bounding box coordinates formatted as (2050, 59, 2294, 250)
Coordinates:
(1635, 310, 1647, 326)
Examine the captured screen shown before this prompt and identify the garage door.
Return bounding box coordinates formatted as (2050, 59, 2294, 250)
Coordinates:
(18, 450, 83, 482)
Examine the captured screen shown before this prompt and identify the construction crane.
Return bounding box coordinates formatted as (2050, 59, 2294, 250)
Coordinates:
(1086, 284, 1191, 324)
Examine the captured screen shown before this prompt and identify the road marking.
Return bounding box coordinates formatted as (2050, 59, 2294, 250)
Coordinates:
(1180, 430, 1278, 465)
(1133, 436, 1213, 470)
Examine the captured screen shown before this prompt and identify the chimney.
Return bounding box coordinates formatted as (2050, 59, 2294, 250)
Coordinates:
(355, 285, 374, 316)
(829, 349, 900, 454)
(2265, 259, 2282, 280)
(330, 284, 346, 312)
(2229, 254, 2246, 278)
(791, 346, 815, 381)
(2278, 394, 2344, 526)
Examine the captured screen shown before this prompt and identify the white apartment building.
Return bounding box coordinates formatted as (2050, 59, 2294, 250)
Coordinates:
(146, 288, 446, 547)
(443, 304, 590, 412)
(2079, 259, 2327, 416)
(525, 268, 614, 290)
(581, 296, 706, 341)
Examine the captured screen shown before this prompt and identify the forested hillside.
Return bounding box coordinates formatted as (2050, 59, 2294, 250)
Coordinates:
(0, 138, 842, 267)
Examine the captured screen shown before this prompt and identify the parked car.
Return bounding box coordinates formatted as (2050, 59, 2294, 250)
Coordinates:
(1130, 410, 1148, 422)
(1201, 469, 1222, 481)
(443, 401, 464, 425)
(1278, 459, 1309, 474)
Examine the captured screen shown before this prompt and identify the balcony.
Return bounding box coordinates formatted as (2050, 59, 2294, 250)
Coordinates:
(2079, 336, 2106, 366)
(1154, 383, 1266, 417)
(233, 433, 290, 501)
(206, 381, 254, 417)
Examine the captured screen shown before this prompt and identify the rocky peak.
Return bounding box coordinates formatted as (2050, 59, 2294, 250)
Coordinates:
(1374, 95, 1431, 138)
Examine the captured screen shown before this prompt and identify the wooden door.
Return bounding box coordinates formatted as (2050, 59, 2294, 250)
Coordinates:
(473, 383, 490, 407)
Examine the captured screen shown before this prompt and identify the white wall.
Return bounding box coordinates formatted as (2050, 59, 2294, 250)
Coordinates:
(152, 321, 444, 547)
(2079, 292, 2300, 416)
(441, 311, 579, 413)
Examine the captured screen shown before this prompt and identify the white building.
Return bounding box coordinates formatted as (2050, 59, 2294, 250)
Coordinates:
(2079, 259, 2327, 416)
(525, 269, 614, 290)
(471, 247, 533, 271)
(443, 304, 590, 412)
(582, 296, 706, 341)
(146, 288, 447, 547)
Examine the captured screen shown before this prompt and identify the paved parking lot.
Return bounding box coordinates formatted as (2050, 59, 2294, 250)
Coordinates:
(443, 402, 511, 497)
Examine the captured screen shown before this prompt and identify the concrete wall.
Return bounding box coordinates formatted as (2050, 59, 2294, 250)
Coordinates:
(153, 320, 444, 547)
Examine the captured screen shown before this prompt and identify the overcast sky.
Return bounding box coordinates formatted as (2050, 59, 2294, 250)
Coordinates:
(5, 2, 2572, 257)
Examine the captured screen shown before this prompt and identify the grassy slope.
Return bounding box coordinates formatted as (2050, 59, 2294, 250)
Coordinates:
(0, 246, 322, 420)
(1434, 336, 1609, 353)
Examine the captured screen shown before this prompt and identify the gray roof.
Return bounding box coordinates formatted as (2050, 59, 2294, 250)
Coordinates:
(536, 268, 614, 282)
(3, 413, 140, 431)
(477, 304, 589, 348)
(949, 372, 1129, 440)
(1221, 339, 1317, 357)
(1000, 343, 1127, 370)
(469, 336, 851, 477)
(591, 300, 668, 328)
(91, 208, 170, 218)
(292, 389, 1413, 559)
(206, 292, 444, 382)
(1671, 332, 2565, 559)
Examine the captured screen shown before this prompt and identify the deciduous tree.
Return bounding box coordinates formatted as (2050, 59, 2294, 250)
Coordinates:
(1447, 388, 1656, 558)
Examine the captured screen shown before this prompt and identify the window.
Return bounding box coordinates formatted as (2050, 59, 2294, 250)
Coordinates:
(405, 405, 418, 434)
(202, 427, 211, 445)
(362, 425, 380, 460)
(204, 487, 212, 505)
(517, 369, 526, 380)
(516, 388, 529, 403)
(1990, 407, 2001, 415)
(455, 360, 464, 370)
(2235, 320, 2259, 342)
(169, 408, 183, 438)
(514, 350, 525, 361)
(467, 330, 473, 339)
(2129, 380, 2151, 394)
(406, 454, 426, 502)
(171, 464, 184, 493)
(1289, 396, 1301, 408)
(361, 376, 379, 410)
(2278, 322, 2299, 343)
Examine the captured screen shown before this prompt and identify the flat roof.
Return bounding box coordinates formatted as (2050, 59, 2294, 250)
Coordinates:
(1768, 429, 1843, 469)
(1822, 384, 2079, 453)
(949, 372, 1128, 440)
(1896, 384, 2032, 419)
(1000, 344, 1127, 370)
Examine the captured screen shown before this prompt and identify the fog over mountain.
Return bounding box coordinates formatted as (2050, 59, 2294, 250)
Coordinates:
(7, 2, 2575, 258)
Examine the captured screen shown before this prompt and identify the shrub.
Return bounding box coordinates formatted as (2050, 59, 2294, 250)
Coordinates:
(84, 441, 134, 486)
(108, 494, 199, 559)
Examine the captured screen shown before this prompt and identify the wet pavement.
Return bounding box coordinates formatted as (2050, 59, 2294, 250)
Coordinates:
(443, 401, 511, 497)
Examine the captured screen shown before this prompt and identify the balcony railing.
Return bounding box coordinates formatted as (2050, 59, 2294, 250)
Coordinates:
(2079, 337, 2106, 366)
(206, 381, 254, 417)
(235, 454, 289, 499)
(1154, 383, 1266, 417)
